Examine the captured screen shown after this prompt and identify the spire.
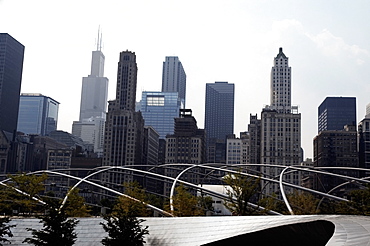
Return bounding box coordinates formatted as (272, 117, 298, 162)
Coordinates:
(276, 47, 287, 59)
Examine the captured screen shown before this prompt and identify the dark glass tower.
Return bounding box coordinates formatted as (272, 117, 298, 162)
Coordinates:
(318, 97, 356, 133)
(0, 33, 24, 137)
(204, 81, 235, 163)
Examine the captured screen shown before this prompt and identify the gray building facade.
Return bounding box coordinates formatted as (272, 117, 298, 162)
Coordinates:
(161, 56, 186, 107)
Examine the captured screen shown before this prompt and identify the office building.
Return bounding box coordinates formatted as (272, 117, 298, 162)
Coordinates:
(103, 51, 145, 185)
(358, 117, 370, 177)
(270, 47, 292, 113)
(164, 109, 206, 195)
(318, 97, 356, 133)
(161, 56, 186, 106)
(205, 81, 235, 163)
(226, 133, 249, 165)
(260, 48, 302, 195)
(313, 125, 358, 193)
(247, 114, 261, 166)
(139, 91, 182, 139)
(72, 33, 108, 155)
(17, 93, 59, 136)
(0, 33, 24, 137)
(78, 34, 108, 121)
(72, 118, 105, 156)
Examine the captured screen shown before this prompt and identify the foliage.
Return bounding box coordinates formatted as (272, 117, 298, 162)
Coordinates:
(223, 171, 261, 215)
(169, 184, 203, 217)
(112, 181, 149, 217)
(287, 191, 319, 215)
(259, 194, 288, 215)
(23, 201, 78, 246)
(0, 217, 14, 245)
(347, 185, 370, 215)
(198, 195, 214, 215)
(101, 215, 149, 246)
(0, 173, 48, 215)
(64, 187, 90, 217)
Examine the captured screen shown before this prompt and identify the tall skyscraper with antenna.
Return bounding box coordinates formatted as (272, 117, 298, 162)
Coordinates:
(72, 30, 108, 156)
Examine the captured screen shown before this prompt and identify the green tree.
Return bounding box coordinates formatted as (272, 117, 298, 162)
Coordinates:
(169, 184, 203, 216)
(64, 187, 90, 217)
(347, 185, 370, 215)
(112, 181, 149, 217)
(1, 173, 48, 215)
(23, 201, 78, 246)
(287, 191, 319, 215)
(0, 217, 14, 245)
(223, 172, 261, 215)
(101, 215, 149, 246)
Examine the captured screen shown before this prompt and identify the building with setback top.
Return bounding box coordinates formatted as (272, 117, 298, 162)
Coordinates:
(103, 51, 145, 185)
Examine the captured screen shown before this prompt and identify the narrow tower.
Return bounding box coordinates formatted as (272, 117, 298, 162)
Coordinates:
(270, 47, 292, 113)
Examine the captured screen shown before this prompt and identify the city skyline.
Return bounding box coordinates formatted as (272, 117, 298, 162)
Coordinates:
(2, 1, 370, 159)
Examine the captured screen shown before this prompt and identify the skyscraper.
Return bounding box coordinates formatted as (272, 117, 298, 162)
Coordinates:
(270, 47, 292, 113)
(204, 81, 235, 163)
(17, 93, 59, 136)
(161, 56, 186, 107)
(318, 97, 356, 133)
(260, 48, 302, 195)
(103, 50, 144, 168)
(72, 32, 108, 156)
(0, 33, 24, 137)
(139, 91, 182, 139)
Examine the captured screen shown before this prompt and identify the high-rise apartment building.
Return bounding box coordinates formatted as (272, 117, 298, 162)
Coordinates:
(161, 56, 186, 106)
(72, 34, 108, 156)
(260, 48, 302, 195)
(103, 51, 145, 184)
(0, 33, 24, 137)
(17, 93, 59, 136)
(204, 81, 235, 163)
(318, 97, 356, 133)
(139, 91, 182, 139)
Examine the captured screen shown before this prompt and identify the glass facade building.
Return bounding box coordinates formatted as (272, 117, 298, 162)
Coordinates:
(17, 93, 59, 136)
(205, 82, 235, 142)
(0, 33, 24, 136)
(140, 91, 182, 139)
(318, 97, 356, 133)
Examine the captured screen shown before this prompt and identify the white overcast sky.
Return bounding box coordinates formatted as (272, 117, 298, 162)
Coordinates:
(1, 0, 370, 159)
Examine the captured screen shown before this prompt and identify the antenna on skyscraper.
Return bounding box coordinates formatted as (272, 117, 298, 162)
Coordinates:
(96, 26, 103, 51)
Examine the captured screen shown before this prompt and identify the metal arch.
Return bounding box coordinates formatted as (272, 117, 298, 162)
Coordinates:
(316, 176, 370, 212)
(279, 166, 294, 215)
(170, 164, 198, 213)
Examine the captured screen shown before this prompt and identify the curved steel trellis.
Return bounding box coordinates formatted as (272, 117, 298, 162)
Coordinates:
(2, 163, 370, 217)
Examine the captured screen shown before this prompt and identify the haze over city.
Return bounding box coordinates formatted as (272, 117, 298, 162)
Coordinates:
(1, 0, 370, 159)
